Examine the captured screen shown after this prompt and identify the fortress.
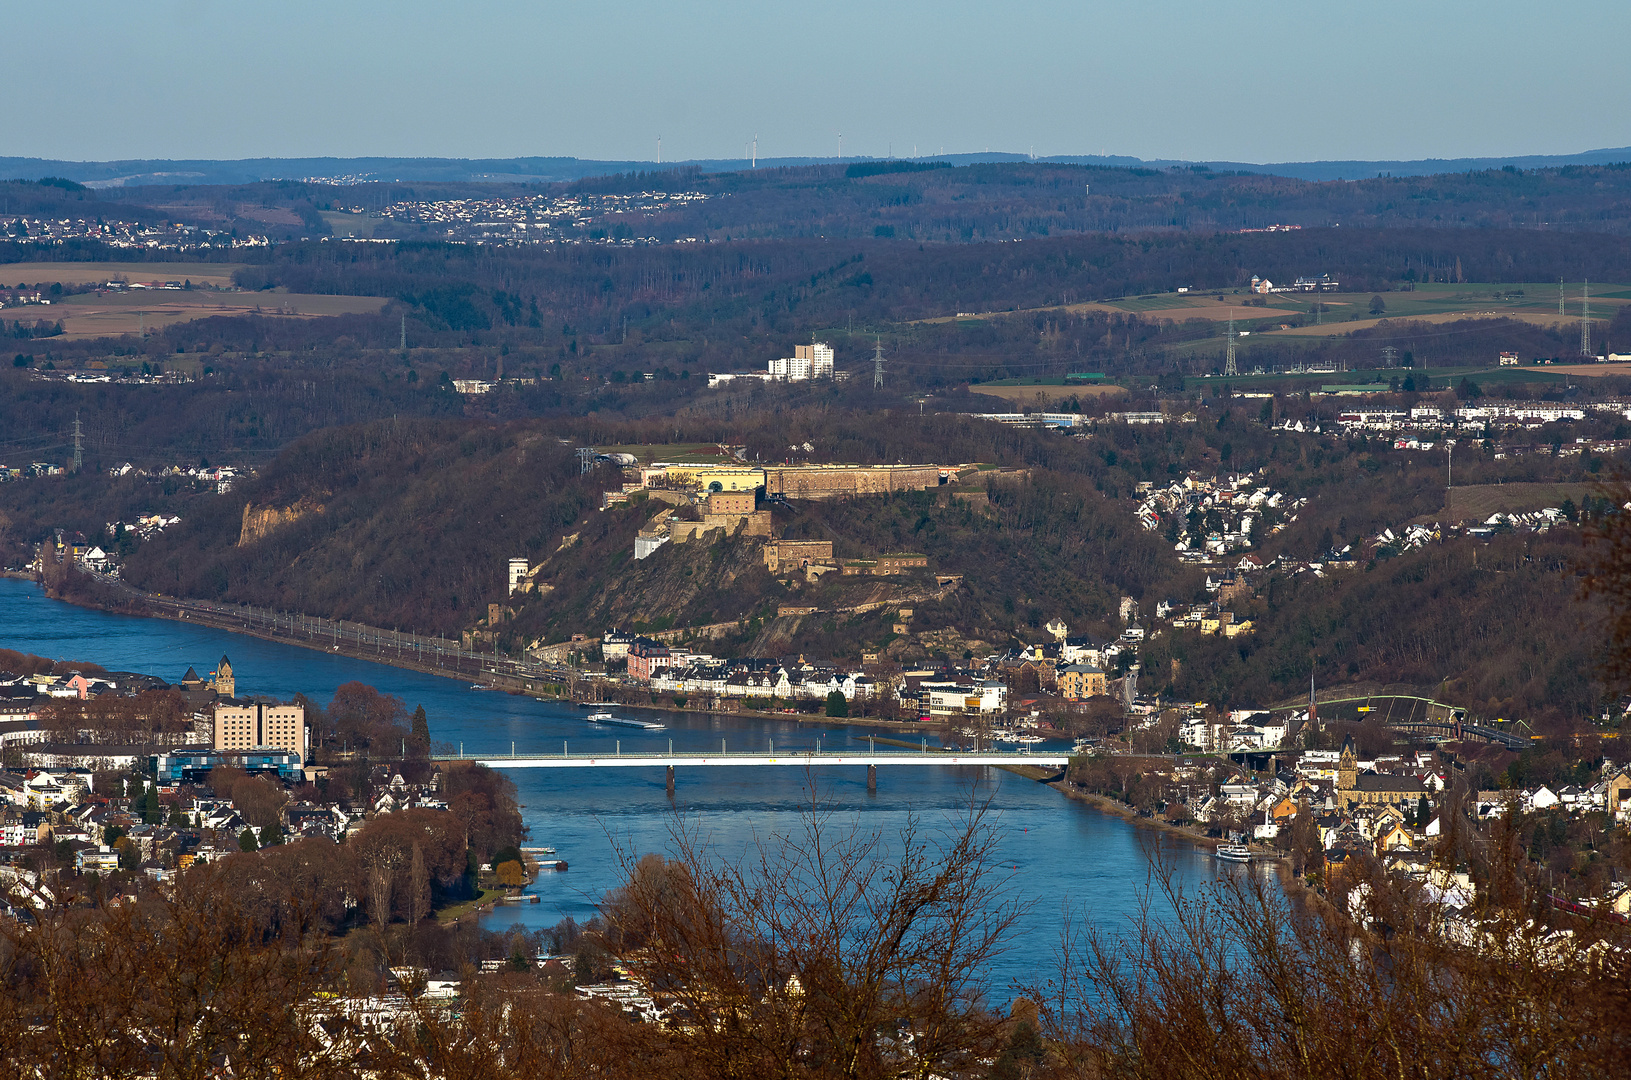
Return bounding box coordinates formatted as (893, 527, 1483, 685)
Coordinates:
(763, 464, 943, 499)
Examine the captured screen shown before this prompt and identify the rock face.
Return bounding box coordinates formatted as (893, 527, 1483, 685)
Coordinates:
(238, 500, 322, 547)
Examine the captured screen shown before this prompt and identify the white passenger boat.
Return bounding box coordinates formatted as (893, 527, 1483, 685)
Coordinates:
(586, 712, 666, 731)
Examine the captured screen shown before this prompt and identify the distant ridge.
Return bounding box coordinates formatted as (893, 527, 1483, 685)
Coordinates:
(2, 148, 1629, 188)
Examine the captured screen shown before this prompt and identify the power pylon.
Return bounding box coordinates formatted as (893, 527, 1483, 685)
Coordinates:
(1224, 314, 1237, 376)
(71, 412, 83, 471)
(872, 338, 887, 390)
(1581, 280, 1592, 357)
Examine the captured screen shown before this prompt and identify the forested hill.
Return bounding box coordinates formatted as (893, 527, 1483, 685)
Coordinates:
(17, 158, 1631, 247)
(82, 407, 1612, 726)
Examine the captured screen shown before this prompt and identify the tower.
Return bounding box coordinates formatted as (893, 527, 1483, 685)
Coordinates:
(213, 655, 234, 698)
(71, 412, 83, 471)
(1224, 314, 1237, 377)
(1578, 280, 1591, 357)
(872, 338, 886, 390)
(1559, 278, 1566, 317)
(1337, 736, 1357, 805)
(577, 447, 596, 475)
(1308, 669, 1318, 731)
(400, 314, 407, 353)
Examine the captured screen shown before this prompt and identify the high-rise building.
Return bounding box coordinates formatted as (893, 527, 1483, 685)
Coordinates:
(769, 342, 835, 380)
(213, 700, 307, 762)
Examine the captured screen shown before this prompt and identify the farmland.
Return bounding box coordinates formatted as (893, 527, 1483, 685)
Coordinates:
(0, 261, 248, 288)
(33, 289, 388, 339)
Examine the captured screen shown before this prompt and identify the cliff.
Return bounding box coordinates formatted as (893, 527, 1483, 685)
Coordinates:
(238, 499, 323, 547)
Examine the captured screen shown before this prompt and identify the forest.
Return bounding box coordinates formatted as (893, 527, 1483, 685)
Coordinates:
(0, 399, 1585, 726)
(19, 157, 1631, 243)
(4, 158, 1631, 731)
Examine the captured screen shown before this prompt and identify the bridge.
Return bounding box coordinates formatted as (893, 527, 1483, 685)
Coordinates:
(1292, 692, 1535, 750)
(435, 744, 1068, 793)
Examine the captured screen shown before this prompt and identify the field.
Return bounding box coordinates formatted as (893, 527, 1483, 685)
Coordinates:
(932, 284, 1631, 344)
(0, 261, 248, 288)
(35, 289, 388, 339)
(1423, 482, 1604, 525)
(318, 212, 380, 239)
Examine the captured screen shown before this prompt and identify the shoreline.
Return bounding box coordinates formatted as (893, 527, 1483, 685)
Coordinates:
(24, 576, 944, 735)
(1048, 780, 1227, 849)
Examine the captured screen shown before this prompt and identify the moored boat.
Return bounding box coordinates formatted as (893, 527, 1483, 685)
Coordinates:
(586, 711, 666, 731)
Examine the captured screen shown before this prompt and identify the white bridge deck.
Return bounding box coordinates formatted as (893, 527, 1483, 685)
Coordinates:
(442, 751, 1069, 770)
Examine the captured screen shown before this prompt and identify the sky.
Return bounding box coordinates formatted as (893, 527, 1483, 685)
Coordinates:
(9, 0, 1631, 165)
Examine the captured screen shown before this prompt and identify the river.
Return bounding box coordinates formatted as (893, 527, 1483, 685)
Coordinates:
(0, 576, 1220, 996)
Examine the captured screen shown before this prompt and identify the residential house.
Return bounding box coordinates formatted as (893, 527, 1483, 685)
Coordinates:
(1058, 664, 1107, 701)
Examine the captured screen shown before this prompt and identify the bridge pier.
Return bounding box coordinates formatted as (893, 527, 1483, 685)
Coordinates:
(867, 763, 877, 794)
(666, 764, 675, 798)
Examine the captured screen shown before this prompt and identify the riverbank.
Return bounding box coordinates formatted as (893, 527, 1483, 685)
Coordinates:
(1048, 780, 1225, 849)
(33, 575, 946, 736)
(591, 697, 940, 734)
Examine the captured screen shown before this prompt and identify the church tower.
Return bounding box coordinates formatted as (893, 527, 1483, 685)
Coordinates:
(213, 655, 235, 699)
(1337, 736, 1358, 806)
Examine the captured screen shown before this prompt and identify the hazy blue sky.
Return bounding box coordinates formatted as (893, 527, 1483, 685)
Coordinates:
(10, 0, 1631, 164)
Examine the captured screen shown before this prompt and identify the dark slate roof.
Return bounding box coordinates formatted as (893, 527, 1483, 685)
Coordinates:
(1356, 772, 1427, 793)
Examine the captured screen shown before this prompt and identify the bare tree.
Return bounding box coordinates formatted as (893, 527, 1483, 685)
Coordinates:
(365, 850, 399, 934)
(600, 779, 1026, 1079)
(409, 842, 431, 925)
(1030, 844, 1631, 1079)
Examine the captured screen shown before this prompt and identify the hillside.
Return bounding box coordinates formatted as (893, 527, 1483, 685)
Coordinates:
(88, 406, 1617, 726)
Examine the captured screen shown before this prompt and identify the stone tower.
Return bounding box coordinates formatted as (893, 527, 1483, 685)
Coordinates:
(213, 655, 235, 699)
(1337, 736, 1357, 800)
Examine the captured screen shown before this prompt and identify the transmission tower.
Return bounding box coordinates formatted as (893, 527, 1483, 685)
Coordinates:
(576, 447, 596, 475)
(71, 412, 83, 471)
(1559, 278, 1565, 317)
(1223, 314, 1237, 376)
(1581, 280, 1592, 357)
(872, 338, 887, 390)
(1381, 345, 1399, 367)
(399, 315, 406, 353)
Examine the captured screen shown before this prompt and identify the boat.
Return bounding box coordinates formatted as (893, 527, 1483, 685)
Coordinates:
(586, 712, 666, 731)
(535, 859, 568, 872)
(1014, 734, 1045, 746)
(498, 894, 541, 904)
(1215, 843, 1253, 863)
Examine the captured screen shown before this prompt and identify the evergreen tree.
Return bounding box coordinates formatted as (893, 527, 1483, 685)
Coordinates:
(260, 818, 284, 846)
(1416, 794, 1432, 828)
(409, 704, 430, 757)
(141, 785, 161, 825)
(990, 1020, 1044, 1080)
(824, 690, 849, 718)
(238, 827, 258, 852)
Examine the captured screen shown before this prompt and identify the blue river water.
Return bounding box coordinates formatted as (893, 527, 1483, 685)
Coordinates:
(0, 576, 1221, 996)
